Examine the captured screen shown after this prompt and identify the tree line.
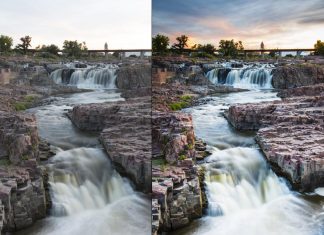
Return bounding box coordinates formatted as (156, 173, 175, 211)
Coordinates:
(0, 34, 89, 57)
(152, 34, 324, 57)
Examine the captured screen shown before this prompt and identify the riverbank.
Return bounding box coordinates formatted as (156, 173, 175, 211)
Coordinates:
(0, 58, 151, 234)
(152, 57, 324, 234)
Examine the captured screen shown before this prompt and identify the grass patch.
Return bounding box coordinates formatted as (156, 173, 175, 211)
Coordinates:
(180, 95, 193, 102)
(14, 94, 38, 111)
(169, 101, 188, 111)
(178, 154, 187, 161)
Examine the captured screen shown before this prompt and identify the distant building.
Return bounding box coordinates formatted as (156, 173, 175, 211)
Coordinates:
(104, 42, 108, 50)
(261, 41, 265, 50)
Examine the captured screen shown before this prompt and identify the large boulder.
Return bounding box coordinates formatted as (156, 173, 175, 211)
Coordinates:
(225, 95, 324, 191)
(68, 97, 152, 193)
(272, 64, 324, 89)
(116, 64, 151, 89)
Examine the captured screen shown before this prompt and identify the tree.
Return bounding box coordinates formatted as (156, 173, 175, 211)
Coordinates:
(218, 39, 244, 57)
(0, 35, 13, 52)
(172, 35, 189, 53)
(16, 35, 32, 54)
(152, 34, 169, 54)
(196, 44, 216, 55)
(314, 40, 324, 56)
(62, 40, 88, 57)
(38, 44, 60, 55)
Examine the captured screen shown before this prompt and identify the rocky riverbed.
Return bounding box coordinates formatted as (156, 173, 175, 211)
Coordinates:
(0, 58, 152, 234)
(225, 84, 324, 191)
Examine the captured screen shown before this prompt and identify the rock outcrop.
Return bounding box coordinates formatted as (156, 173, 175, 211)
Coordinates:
(277, 83, 324, 98)
(225, 95, 324, 191)
(152, 112, 204, 232)
(68, 97, 151, 193)
(272, 64, 324, 89)
(0, 112, 47, 232)
(116, 64, 151, 90)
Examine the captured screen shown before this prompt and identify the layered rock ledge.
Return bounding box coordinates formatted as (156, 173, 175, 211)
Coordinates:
(0, 111, 48, 232)
(225, 92, 324, 191)
(68, 97, 151, 193)
(152, 112, 205, 234)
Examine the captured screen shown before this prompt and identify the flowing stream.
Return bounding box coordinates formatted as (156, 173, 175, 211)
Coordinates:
(15, 88, 150, 235)
(171, 90, 324, 235)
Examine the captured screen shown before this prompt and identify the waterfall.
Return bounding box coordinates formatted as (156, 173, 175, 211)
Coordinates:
(50, 69, 63, 84)
(49, 148, 132, 215)
(33, 147, 151, 235)
(206, 68, 219, 84)
(183, 90, 324, 235)
(50, 65, 118, 89)
(206, 64, 273, 89)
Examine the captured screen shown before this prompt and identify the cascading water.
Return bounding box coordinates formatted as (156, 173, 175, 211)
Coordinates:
(16, 90, 150, 235)
(50, 69, 63, 84)
(50, 64, 118, 89)
(173, 90, 324, 235)
(206, 64, 274, 89)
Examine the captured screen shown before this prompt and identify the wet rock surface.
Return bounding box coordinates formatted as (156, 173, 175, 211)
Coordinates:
(68, 97, 152, 193)
(226, 93, 324, 191)
(152, 112, 204, 232)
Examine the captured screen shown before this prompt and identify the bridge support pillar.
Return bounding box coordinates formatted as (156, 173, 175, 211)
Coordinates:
(140, 51, 145, 59)
(105, 50, 108, 60)
(296, 51, 302, 57)
(278, 51, 282, 58)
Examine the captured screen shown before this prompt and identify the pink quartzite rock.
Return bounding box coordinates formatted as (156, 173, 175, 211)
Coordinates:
(226, 92, 324, 191)
(68, 97, 151, 193)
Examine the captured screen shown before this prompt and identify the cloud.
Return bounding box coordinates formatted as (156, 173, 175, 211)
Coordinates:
(153, 0, 324, 48)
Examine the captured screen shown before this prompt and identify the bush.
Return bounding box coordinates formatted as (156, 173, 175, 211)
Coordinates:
(178, 155, 187, 161)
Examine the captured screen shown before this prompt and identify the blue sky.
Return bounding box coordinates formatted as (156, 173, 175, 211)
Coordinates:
(1, 0, 151, 49)
(153, 0, 324, 48)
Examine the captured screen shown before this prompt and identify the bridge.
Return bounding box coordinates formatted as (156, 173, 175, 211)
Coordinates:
(28, 49, 152, 59)
(169, 48, 315, 57)
(242, 48, 315, 57)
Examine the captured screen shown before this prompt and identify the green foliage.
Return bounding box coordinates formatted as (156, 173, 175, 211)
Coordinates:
(15, 35, 32, 54)
(218, 39, 244, 57)
(0, 35, 13, 52)
(192, 43, 216, 56)
(188, 143, 194, 150)
(152, 34, 170, 54)
(180, 95, 193, 102)
(314, 40, 324, 56)
(285, 54, 294, 58)
(63, 40, 88, 57)
(14, 102, 27, 111)
(172, 35, 189, 53)
(169, 101, 188, 111)
(14, 94, 37, 111)
(178, 155, 187, 161)
(37, 44, 60, 55)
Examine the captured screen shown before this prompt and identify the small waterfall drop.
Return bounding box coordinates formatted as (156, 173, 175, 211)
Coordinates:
(50, 69, 63, 84)
(206, 64, 273, 89)
(48, 148, 132, 216)
(50, 65, 118, 89)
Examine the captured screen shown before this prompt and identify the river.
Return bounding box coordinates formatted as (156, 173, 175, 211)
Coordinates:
(171, 88, 324, 235)
(14, 66, 150, 235)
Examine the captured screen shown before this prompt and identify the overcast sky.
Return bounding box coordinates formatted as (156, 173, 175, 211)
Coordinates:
(1, 0, 151, 49)
(153, 0, 324, 49)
